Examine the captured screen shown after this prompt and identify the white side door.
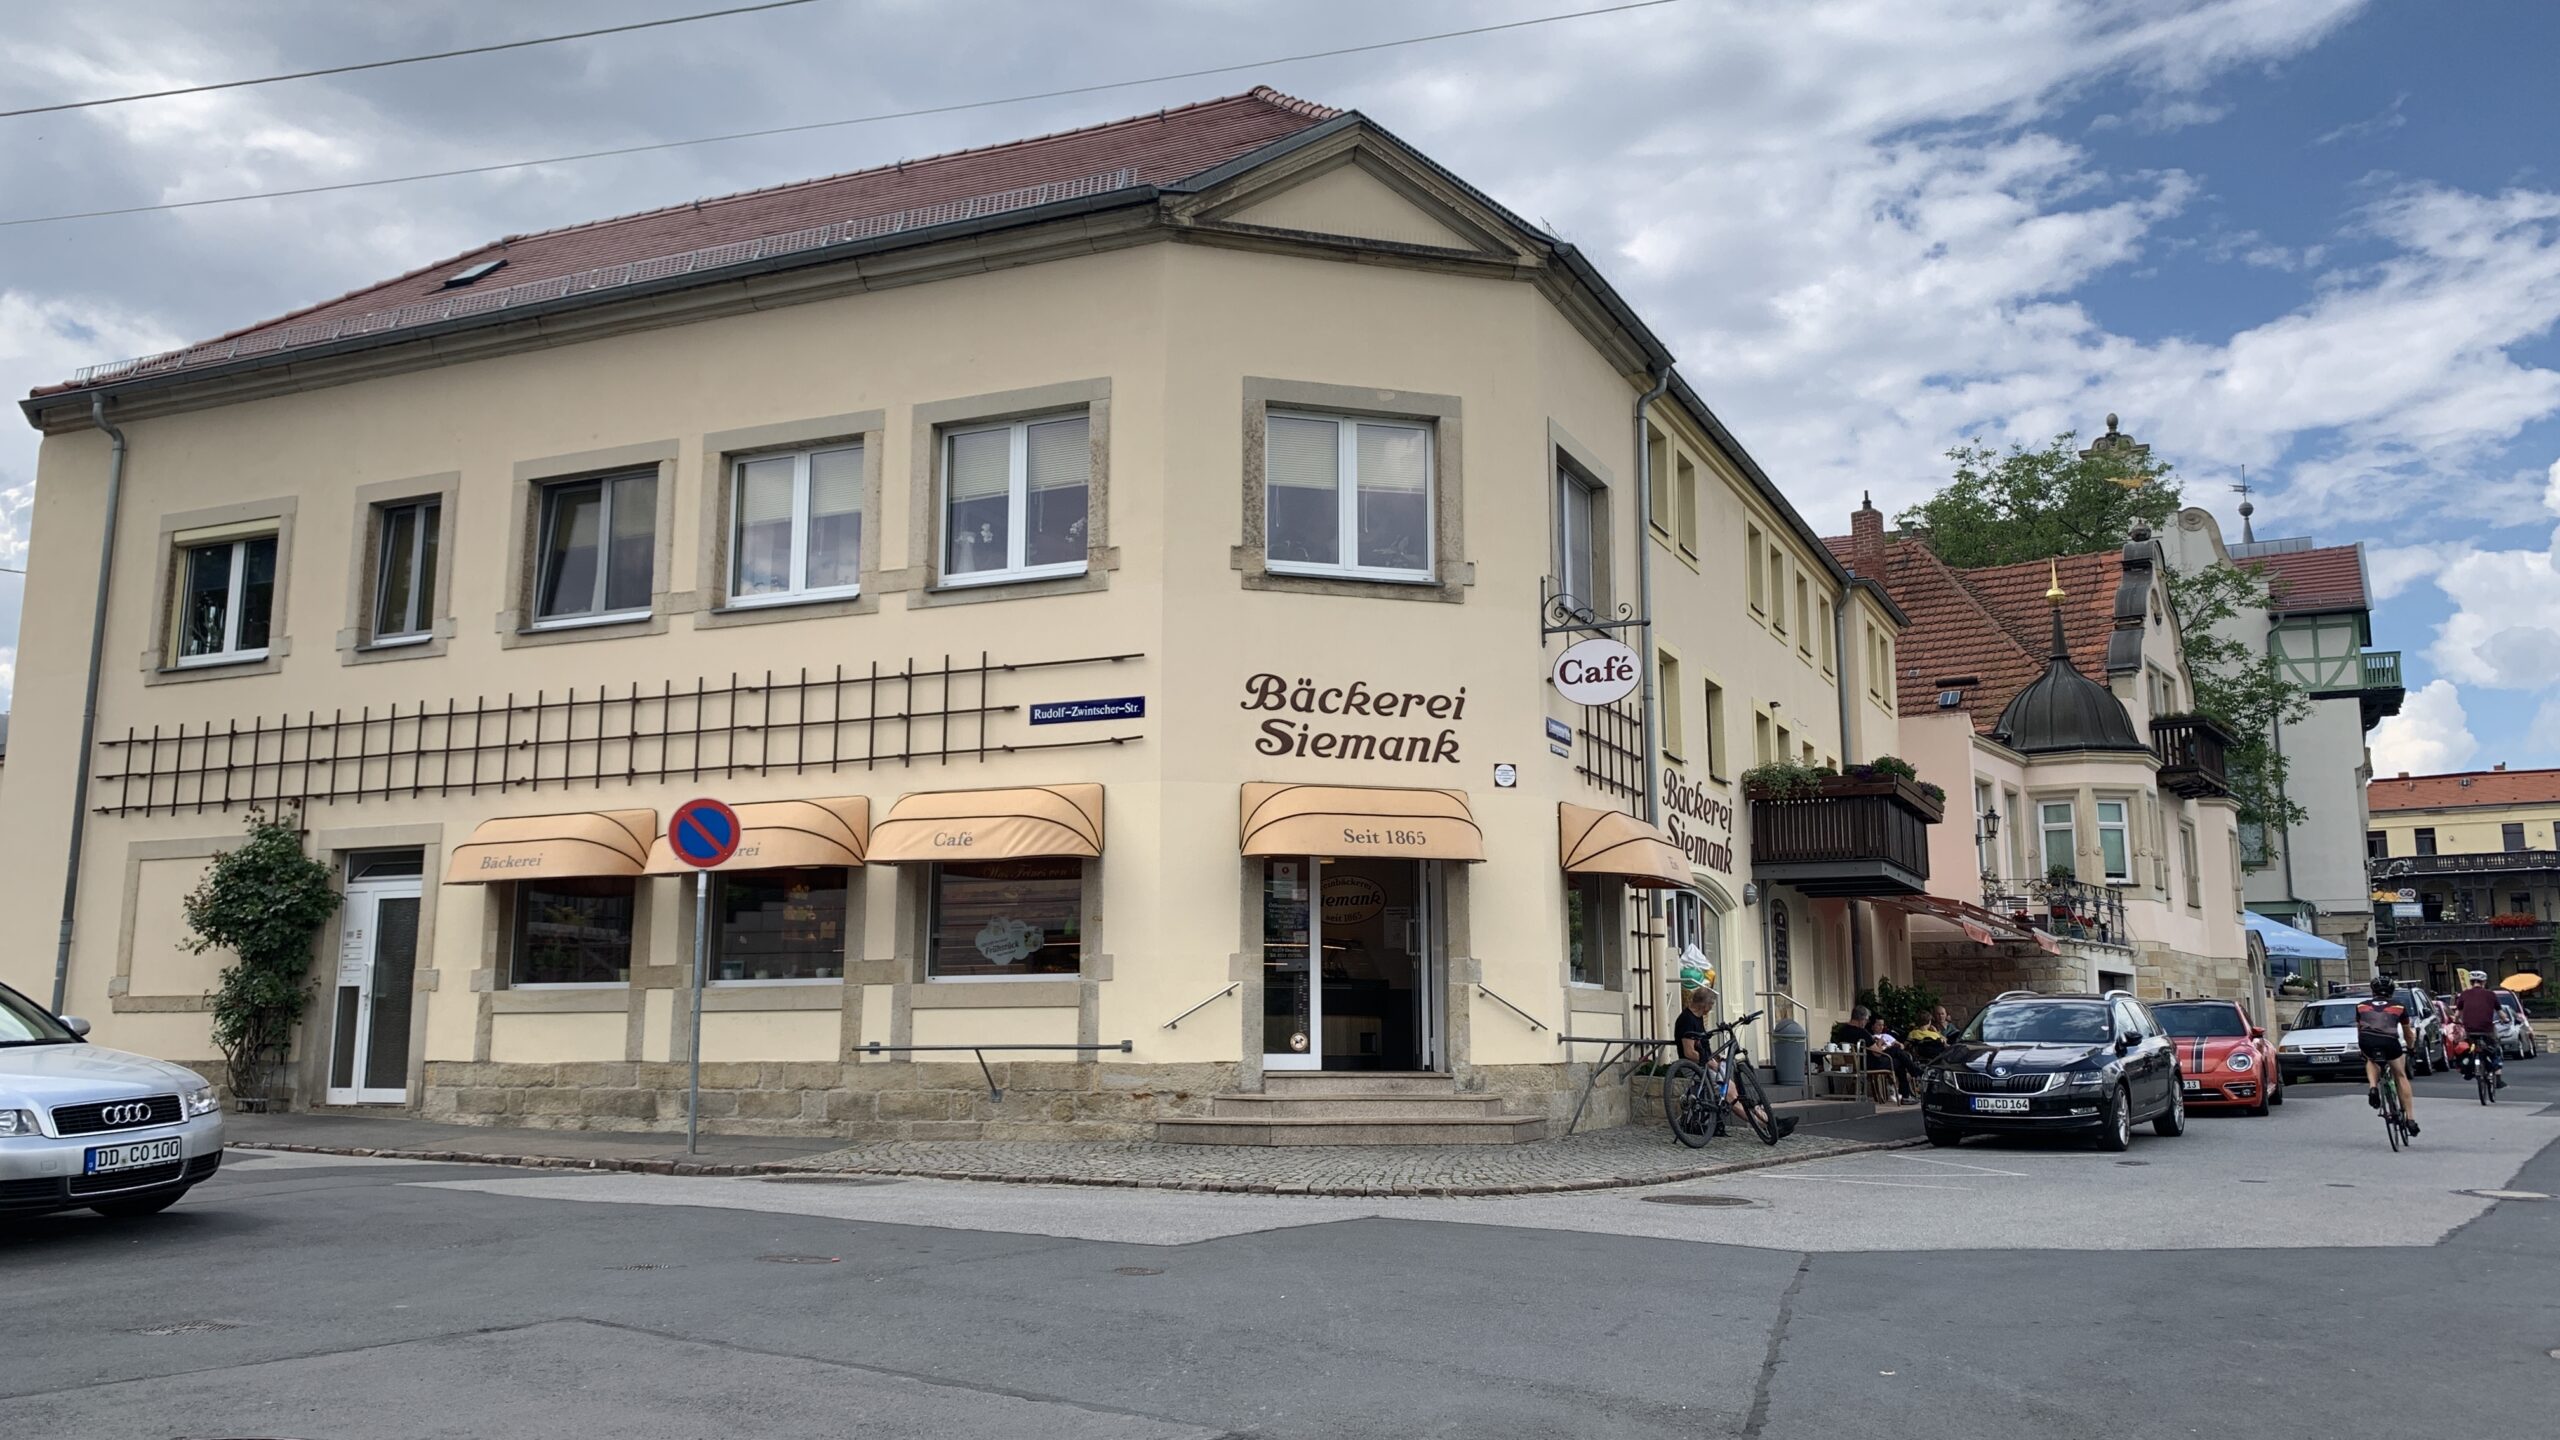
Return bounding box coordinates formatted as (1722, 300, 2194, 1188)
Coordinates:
(326, 878, 422, 1104)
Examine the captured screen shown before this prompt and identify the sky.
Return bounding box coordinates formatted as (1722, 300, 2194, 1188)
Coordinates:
(1, 0, 2556, 776)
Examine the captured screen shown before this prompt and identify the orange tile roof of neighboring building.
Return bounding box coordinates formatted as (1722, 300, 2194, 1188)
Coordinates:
(2244, 543, 2368, 614)
(35, 87, 1340, 396)
(1823, 536, 2124, 733)
(2369, 768, 2560, 812)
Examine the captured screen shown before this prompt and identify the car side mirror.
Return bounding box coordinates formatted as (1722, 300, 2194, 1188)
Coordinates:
(2116, 1032, 2139, 1051)
(61, 1016, 91, 1037)
(2250, 1026, 2266, 1040)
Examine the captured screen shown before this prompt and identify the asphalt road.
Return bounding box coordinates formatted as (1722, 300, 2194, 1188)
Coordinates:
(6, 1062, 2557, 1439)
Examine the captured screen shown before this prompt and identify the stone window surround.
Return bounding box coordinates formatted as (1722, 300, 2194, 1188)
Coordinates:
(107, 835, 233, 1014)
(905, 378, 1118, 611)
(887, 858, 1109, 1054)
(1562, 873, 1627, 994)
(1548, 418, 1617, 620)
(691, 410, 887, 631)
(495, 439, 681, 649)
(338, 472, 460, 666)
(1234, 377, 1470, 604)
(140, 497, 298, 685)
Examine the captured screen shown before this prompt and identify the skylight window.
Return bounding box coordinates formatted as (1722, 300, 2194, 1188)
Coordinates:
(440, 259, 506, 289)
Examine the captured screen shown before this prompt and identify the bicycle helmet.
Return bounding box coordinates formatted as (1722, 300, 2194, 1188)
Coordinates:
(2470, 970, 2488, 984)
(2369, 975, 2395, 998)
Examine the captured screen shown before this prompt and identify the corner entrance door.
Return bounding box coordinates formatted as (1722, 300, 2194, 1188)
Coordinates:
(1261, 857, 1436, 1072)
(326, 851, 424, 1105)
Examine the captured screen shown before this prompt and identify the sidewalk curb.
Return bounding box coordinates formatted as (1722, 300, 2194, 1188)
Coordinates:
(227, 1133, 1927, 1197)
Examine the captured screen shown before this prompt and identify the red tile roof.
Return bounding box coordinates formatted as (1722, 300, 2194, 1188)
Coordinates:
(2244, 543, 2367, 614)
(39, 87, 1340, 396)
(1824, 536, 2124, 734)
(2369, 769, 2560, 812)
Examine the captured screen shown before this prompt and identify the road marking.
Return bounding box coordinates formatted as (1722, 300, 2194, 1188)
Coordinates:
(1879, 1154, 2029, 1177)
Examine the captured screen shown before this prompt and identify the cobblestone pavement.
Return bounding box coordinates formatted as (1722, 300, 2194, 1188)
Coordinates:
(797, 1120, 1918, 1195)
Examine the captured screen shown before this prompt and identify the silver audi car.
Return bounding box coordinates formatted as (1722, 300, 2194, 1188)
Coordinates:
(2, 980, 225, 1219)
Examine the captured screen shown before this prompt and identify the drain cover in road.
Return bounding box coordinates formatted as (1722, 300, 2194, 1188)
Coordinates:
(755, 1254, 841, 1264)
(1640, 1193, 1754, 1207)
(1112, 1266, 1165, 1276)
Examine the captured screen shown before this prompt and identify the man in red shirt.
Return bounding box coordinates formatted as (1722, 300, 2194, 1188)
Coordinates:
(2357, 977, 2420, 1134)
(2455, 971, 2507, 1090)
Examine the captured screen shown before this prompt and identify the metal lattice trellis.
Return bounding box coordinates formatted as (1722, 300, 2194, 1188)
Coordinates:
(93, 651, 1143, 819)
(1576, 695, 1646, 808)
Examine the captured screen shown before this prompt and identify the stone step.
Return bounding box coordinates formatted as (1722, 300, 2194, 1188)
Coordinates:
(1155, 1114, 1550, 1147)
(1771, 1095, 1875, 1126)
(1208, 1093, 1509, 1119)
(1258, 1072, 1458, 1097)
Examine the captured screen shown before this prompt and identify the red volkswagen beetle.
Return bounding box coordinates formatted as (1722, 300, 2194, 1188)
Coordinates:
(2153, 999, 2284, 1115)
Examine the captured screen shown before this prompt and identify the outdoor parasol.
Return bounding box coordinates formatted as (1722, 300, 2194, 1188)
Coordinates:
(2502, 973, 2543, 994)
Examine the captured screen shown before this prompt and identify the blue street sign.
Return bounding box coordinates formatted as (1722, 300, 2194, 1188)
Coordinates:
(670, 797, 741, 868)
(1030, 696, 1145, 725)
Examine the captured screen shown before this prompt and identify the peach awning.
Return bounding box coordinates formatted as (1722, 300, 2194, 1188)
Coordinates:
(868, 784, 1103, 863)
(1558, 803, 1689, 888)
(444, 809, 656, 884)
(1239, 782, 1483, 861)
(642, 797, 869, 875)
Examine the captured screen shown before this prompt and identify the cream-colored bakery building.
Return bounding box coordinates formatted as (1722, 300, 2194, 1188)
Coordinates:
(3, 89, 1929, 1141)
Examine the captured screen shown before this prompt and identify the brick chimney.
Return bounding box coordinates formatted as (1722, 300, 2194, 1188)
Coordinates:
(1850, 492, 1887, 588)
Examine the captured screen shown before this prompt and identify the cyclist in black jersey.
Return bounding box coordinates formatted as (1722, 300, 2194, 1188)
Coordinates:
(2356, 975, 2420, 1135)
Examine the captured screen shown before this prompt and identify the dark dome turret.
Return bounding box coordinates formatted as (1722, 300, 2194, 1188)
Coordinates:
(1995, 563, 2146, 754)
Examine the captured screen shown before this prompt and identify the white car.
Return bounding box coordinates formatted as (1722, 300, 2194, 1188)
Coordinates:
(1, 981, 225, 1219)
(2275, 998, 2375, 1086)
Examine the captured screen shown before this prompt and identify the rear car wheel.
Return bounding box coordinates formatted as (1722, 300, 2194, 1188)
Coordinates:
(90, 1189, 187, 1219)
(2097, 1087, 2133, 1152)
(1925, 1123, 1965, 1148)
(2154, 1084, 2187, 1137)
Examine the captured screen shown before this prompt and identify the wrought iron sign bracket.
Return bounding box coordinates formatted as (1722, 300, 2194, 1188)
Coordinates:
(1541, 580, 1650, 639)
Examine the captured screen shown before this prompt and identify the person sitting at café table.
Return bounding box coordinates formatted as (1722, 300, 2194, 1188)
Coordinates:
(1866, 1015, 1923, 1104)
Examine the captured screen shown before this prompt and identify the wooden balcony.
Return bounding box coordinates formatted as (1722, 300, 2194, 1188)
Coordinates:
(2150, 713, 2234, 800)
(1747, 776, 1939, 897)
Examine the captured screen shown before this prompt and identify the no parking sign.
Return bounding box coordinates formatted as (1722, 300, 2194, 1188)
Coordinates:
(669, 797, 741, 869)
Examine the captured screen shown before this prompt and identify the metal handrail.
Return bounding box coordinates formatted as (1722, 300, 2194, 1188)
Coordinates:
(857, 1040, 1132, 1100)
(1474, 984, 1549, 1032)
(1756, 989, 1809, 1018)
(1161, 983, 1238, 1030)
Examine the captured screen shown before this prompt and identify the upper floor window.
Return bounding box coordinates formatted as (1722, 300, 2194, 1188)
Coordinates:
(176, 534, 277, 666)
(1674, 454, 1700, 555)
(371, 500, 440, 644)
(1701, 679, 1727, 779)
(1770, 550, 1789, 634)
(1818, 598, 1835, 672)
(2180, 824, 2202, 907)
(2095, 798, 2131, 883)
(2503, 822, 2526, 852)
(535, 471, 656, 625)
(2414, 827, 2437, 856)
(1745, 525, 1766, 614)
(1658, 651, 1684, 762)
(2366, 830, 2386, 859)
(1553, 458, 1604, 610)
(2040, 800, 2076, 879)
(731, 443, 862, 606)
(944, 412, 1091, 586)
(1975, 780, 1997, 876)
(1264, 410, 1430, 582)
(1794, 575, 1812, 657)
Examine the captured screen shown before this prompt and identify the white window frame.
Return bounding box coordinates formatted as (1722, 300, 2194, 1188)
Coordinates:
(2180, 823, 2202, 908)
(174, 535, 276, 668)
(1261, 409, 1435, 584)
(371, 499, 439, 645)
(939, 413, 1092, 589)
(2095, 797, 2132, 884)
(2040, 800, 2076, 879)
(532, 474, 654, 629)
(1554, 459, 1601, 607)
(726, 443, 864, 609)
(1975, 780, 1998, 877)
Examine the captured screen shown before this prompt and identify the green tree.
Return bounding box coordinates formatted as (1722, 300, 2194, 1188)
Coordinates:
(184, 807, 342, 1108)
(1895, 432, 2181, 567)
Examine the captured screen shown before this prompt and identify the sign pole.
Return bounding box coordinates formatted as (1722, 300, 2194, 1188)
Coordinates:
(688, 868, 707, 1155)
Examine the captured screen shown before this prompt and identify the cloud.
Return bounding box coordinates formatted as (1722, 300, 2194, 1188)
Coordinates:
(2371, 679, 2479, 776)
(2312, 92, 2407, 147)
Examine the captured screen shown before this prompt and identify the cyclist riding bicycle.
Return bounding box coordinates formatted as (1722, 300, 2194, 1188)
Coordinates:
(2357, 975, 2420, 1135)
(2454, 970, 2508, 1090)
(1673, 988, 1797, 1140)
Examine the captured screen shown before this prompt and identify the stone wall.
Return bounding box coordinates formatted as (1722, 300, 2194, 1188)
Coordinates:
(1911, 943, 2088, 1021)
(418, 1060, 1241, 1142)
(2133, 944, 2251, 1002)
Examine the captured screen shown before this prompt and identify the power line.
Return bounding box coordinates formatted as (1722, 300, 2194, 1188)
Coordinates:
(0, 0, 1687, 228)
(0, 1, 824, 119)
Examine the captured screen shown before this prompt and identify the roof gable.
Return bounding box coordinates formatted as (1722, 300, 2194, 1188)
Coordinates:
(1825, 536, 2128, 732)
(2249, 543, 2369, 615)
(2370, 768, 2560, 812)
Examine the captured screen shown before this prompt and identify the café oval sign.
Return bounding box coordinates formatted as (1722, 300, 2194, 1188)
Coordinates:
(1551, 637, 1641, 706)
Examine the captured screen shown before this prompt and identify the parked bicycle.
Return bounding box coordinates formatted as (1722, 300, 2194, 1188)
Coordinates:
(1662, 1009, 1782, 1149)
